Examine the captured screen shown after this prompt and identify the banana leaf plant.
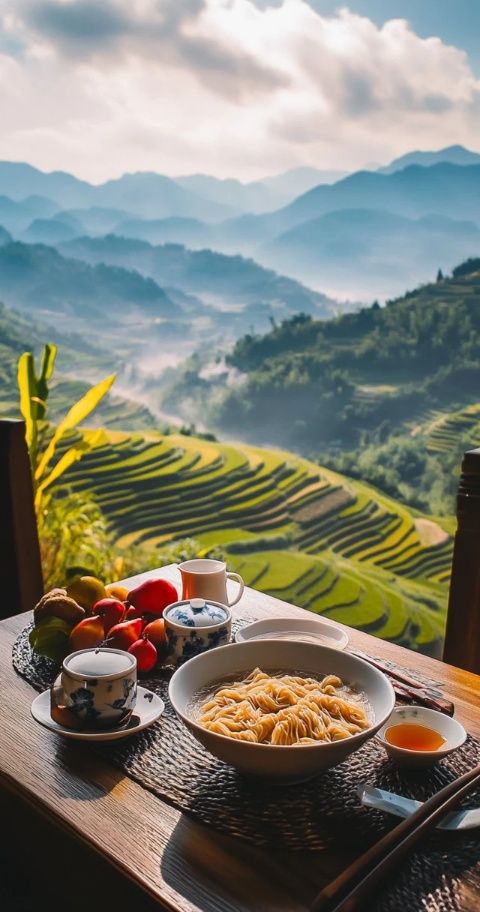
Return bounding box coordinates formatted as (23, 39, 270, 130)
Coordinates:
(17, 344, 115, 509)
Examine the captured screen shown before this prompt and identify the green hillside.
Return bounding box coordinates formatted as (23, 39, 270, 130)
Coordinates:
(0, 241, 178, 323)
(188, 261, 480, 454)
(60, 428, 452, 657)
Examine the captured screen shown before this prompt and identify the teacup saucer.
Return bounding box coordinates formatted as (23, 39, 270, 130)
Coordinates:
(31, 686, 165, 741)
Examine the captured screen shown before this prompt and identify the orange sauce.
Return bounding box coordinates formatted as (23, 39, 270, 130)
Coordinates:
(385, 723, 446, 751)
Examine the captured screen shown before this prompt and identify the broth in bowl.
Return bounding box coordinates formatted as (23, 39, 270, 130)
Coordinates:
(191, 668, 372, 745)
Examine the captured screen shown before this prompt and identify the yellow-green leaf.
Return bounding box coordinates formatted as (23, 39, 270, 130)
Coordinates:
(34, 430, 105, 507)
(17, 351, 37, 454)
(35, 373, 115, 482)
(39, 344, 57, 384)
(37, 343, 57, 417)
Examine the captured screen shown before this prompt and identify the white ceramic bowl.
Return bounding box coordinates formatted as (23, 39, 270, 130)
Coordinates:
(169, 640, 395, 778)
(235, 616, 348, 650)
(376, 705, 467, 768)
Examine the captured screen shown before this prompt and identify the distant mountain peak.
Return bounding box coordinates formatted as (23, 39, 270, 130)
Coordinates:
(381, 145, 480, 174)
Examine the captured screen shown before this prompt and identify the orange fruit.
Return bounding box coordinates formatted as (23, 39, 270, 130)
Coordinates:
(105, 584, 129, 601)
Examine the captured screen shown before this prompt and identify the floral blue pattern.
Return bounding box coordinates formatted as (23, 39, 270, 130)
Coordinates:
(170, 626, 230, 665)
(67, 676, 136, 727)
(69, 686, 101, 723)
(165, 598, 232, 666)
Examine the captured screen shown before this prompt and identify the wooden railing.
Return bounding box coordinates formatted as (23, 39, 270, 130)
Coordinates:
(0, 419, 43, 619)
(443, 447, 480, 674)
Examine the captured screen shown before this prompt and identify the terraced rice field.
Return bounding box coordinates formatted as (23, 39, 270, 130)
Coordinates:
(62, 429, 452, 656)
(425, 402, 480, 454)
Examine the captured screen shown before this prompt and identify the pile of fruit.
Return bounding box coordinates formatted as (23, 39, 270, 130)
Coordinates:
(30, 576, 178, 672)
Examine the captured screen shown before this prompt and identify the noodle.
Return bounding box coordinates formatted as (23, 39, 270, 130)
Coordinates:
(197, 668, 371, 745)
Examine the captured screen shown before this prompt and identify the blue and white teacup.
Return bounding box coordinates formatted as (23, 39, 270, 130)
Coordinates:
(164, 598, 232, 667)
(51, 647, 137, 729)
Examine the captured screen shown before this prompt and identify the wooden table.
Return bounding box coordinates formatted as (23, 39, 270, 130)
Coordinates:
(1, 564, 480, 912)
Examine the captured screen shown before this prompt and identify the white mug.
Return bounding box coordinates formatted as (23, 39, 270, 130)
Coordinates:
(178, 559, 244, 607)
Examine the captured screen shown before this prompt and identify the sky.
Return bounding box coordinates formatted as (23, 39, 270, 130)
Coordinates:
(0, 0, 479, 182)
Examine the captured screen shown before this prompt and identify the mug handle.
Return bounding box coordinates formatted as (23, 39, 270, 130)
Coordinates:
(226, 572, 245, 607)
(50, 673, 84, 730)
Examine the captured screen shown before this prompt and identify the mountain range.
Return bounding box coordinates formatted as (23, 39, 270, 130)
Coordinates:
(0, 161, 343, 223)
(380, 144, 480, 174)
(1, 146, 480, 302)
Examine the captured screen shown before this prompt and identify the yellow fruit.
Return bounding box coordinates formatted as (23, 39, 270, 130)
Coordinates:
(34, 592, 85, 626)
(66, 576, 106, 613)
(105, 584, 129, 601)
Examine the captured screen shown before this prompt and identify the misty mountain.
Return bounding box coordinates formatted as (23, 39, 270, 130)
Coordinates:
(0, 225, 11, 245)
(54, 207, 132, 236)
(0, 162, 239, 224)
(175, 175, 277, 215)
(58, 235, 336, 318)
(175, 166, 347, 214)
(265, 163, 480, 236)
(260, 209, 480, 298)
(0, 162, 92, 207)
(381, 145, 480, 174)
(0, 241, 179, 325)
(114, 216, 209, 248)
(259, 166, 348, 200)
(219, 162, 480, 250)
(23, 217, 81, 244)
(92, 172, 237, 222)
(0, 194, 58, 235)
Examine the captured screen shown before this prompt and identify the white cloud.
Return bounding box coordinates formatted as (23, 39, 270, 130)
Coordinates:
(0, 0, 479, 181)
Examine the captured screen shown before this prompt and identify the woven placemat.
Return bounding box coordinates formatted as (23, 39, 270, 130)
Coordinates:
(12, 621, 480, 912)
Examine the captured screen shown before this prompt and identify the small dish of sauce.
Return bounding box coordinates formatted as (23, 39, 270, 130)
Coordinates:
(377, 706, 467, 767)
(385, 723, 446, 752)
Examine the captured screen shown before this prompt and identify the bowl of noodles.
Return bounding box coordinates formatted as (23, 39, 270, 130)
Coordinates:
(168, 640, 395, 778)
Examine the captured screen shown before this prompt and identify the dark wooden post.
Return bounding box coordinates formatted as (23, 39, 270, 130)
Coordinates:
(0, 419, 43, 618)
(443, 447, 480, 673)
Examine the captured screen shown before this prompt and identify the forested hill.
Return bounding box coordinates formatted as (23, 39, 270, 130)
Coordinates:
(208, 260, 480, 451)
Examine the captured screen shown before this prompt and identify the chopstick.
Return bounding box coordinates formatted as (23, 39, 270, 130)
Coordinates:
(311, 762, 480, 912)
(390, 680, 454, 716)
(351, 650, 454, 715)
(351, 650, 425, 689)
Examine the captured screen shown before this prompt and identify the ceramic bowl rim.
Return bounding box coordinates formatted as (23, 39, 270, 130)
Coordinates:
(375, 705, 467, 756)
(169, 639, 395, 751)
(235, 616, 349, 649)
(164, 599, 232, 634)
(63, 647, 137, 681)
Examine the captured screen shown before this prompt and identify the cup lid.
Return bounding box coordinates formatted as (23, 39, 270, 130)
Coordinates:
(165, 598, 230, 628)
